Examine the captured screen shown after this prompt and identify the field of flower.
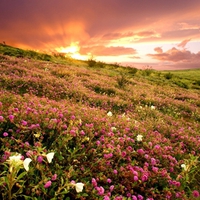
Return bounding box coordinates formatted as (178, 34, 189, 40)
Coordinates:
(0, 45, 200, 199)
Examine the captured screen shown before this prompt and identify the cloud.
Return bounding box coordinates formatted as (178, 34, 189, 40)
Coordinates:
(148, 47, 200, 63)
(154, 47, 163, 53)
(80, 45, 137, 56)
(0, 0, 200, 69)
(177, 38, 191, 48)
(128, 56, 141, 59)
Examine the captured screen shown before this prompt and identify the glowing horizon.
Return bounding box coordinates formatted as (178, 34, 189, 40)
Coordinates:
(1, 0, 200, 70)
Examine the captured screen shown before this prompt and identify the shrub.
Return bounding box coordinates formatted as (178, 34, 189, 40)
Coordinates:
(87, 59, 96, 67)
(116, 73, 128, 88)
(142, 65, 153, 76)
(174, 80, 189, 89)
(164, 72, 173, 79)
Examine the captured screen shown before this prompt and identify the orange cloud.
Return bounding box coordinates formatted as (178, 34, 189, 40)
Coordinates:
(177, 38, 191, 48)
(1, 0, 200, 69)
(80, 45, 137, 56)
(154, 47, 163, 53)
(148, 47, 200, 63)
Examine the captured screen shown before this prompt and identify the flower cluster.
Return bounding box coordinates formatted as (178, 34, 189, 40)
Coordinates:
(0, 53, 199, 199)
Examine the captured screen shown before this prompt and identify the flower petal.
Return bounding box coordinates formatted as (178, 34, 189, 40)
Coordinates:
(75, 182, 84, 193)
(46, 152, 55, 163)
(23, 158, 32, 171)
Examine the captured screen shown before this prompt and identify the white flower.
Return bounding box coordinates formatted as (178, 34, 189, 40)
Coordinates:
(107, 111, 113, 117)
(75, 182, 84, 193)
(46, 152, 55, 163)
(181, 164, 187, 171)
(111, 127, 117, 132)
(7, 153, 23, 173)
(150, 105, 155, 110)
(8, 154, 23, 167)
(9, 154, 21, 161)
(122, 113, 126, 118)
(23, 158, 32, 171)
(136, 134, 143, 142)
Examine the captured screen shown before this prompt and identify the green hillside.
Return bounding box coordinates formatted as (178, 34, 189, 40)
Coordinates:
(0, 44, 200, 199)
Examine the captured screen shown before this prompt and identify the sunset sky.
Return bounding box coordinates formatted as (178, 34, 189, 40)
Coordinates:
(1, 0, 200, 70)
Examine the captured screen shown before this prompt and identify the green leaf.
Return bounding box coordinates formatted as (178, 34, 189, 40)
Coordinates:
(17, 171, 27, 181)
(60, 188, 69, 195)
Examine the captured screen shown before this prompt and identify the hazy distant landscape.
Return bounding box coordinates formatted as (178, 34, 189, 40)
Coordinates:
(0, 44, 200, 199)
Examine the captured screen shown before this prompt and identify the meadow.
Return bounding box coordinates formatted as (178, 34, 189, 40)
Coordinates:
(0, 44, 200, 200)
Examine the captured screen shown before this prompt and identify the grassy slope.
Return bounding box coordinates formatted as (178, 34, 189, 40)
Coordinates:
(0, 44, 200, 199)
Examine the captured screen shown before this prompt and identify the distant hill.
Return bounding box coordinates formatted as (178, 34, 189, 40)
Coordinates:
(0, 44, 200, 199)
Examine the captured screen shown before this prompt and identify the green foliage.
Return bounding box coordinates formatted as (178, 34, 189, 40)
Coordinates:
(87, 59, 97, 67)
(174, 80, 189, 89)
(93, 85, 116, 96)
(142, 65, 154, 76)
(127, 67, 138, 76)
(0, 45, 200, 199)
(164, 72, 173, 79)
(0, 44, 52, 61)
(116, 73, 129, 88)
(195, 80, 200, 86)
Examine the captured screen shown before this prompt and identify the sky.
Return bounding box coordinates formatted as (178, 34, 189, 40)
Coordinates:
(1, 0, 200, 70)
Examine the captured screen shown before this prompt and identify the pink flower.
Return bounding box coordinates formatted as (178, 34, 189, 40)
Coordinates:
(121, 151, 127, 157)
(110, 185, 114, 192)
(92, 178, 97, 187)
(104, 153, 113, 159)
(37, 156, 43, 163)
(21, 120, 28, 126)
(132, 195, 137, 200)
(71, 115, 76, 120)
(104, 196, 110, 200)
(107, 178, 112, 183)
(24, 141, 30, 146)
(44, 181, 52, 188)
(0, 116, 4, 122)
(70, 129, 76, 136)
(9, 115, 14, 122)
(138, 194, 144, 200)
(137, 148, 145, 155)
(97, 186, 105, 195)
(141, 174, 148, 182)
(113, 169, 118, 174)
(152, 167, 159, 173)
(134, 176, 138, 181)
(52, 174, 57, 181)
(151, 158, 156, 165)
(80, 130, 85, 135)
(3, 132, 8, 137)
(154, 144, 160, 150)
(192, 190, 199, 198)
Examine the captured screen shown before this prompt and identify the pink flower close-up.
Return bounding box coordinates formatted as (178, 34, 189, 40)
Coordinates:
(44, 181, 52, 189)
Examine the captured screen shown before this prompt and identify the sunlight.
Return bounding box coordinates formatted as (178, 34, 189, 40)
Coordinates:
(55, 42, 88, 60)
(55, 42, 79, 54)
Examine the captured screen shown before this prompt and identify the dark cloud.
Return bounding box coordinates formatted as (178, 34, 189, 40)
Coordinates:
(80, 46, 137, 56)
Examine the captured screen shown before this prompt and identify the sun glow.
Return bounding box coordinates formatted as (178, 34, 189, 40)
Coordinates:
(55, 42, 88, 60)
